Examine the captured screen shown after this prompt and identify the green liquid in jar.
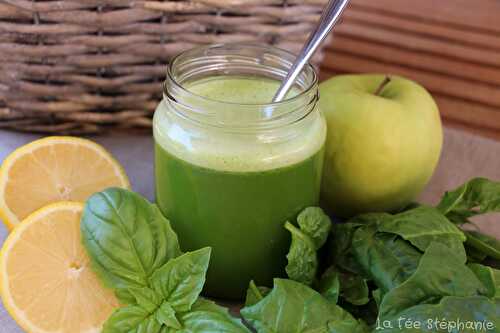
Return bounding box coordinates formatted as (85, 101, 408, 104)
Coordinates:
(154, 76, 325, 299)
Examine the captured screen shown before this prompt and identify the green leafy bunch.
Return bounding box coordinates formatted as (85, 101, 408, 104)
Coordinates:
(243, 178, 500, 333)
(81, 188, 250, 333)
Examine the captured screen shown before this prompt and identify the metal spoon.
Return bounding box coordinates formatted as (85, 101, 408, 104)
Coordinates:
(272, 0, 351, 102)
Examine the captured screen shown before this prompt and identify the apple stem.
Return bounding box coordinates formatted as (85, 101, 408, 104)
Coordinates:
(375, 76, 391, 96)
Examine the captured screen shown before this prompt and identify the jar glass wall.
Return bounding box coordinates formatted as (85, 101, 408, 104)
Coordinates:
(153, 43, 326, 299)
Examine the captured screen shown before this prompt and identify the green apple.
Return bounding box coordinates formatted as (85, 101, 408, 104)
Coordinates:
(319, 74, 443, 217)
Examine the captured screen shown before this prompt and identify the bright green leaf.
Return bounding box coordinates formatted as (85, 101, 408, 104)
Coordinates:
(468, 263, 500, 299)
(102, 305, 161, 333)
(156, 302, 181, 329)
(378, 206, 466, 260)
(465, 231, 500, 260)
(241, 279, 366, 333)
(297, 207, 332, 249)
(379, 242, 486, 318)
(352, 225, 421, 292)
(174, 298, 251, 333)
(81, 188, 181, 291)
(128, 287, 163, 313)
(244, 280, 270, 307)
(437, 178, 500, 219)
(150, 247, 211, 312)
(284, 221, 318, 286)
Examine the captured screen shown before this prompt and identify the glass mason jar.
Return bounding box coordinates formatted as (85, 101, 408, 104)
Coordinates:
(153, 43, 326, 299)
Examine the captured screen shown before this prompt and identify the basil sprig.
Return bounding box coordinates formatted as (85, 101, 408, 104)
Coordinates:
(81, 188, 250, 333)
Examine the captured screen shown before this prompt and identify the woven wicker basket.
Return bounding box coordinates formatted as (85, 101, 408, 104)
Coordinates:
(0, 0, 328, 134)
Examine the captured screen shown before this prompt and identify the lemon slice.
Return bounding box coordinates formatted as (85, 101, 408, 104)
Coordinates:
(0, 202, 120, 333)
(0, 136, 130, 230)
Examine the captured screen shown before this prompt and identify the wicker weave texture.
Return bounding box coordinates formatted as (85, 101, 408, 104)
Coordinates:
(0, 0, 328, 134)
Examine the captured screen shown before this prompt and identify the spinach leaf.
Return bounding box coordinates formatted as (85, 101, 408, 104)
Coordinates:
(244, 280, 271, 307)
(379, 242, 486, 318)
(150, 247, 211, 312)
(468, 263, 500, 299)
(317, 266, 340, 304)
(241, 279, 367, 333)
(297, 207, 332, 249)
(352, 225, 422, 293)
(174, 298, 251, 333)
(465, 231, 500, 260)
(284, 221, 318, 286)
(328, 222, 366, 275)
(437, 177, 500, 220)
(81, 188, 181, 295)
(378, 296, 500, 333)
(318, 266, 369, 306)
(378, 206, 466, 260)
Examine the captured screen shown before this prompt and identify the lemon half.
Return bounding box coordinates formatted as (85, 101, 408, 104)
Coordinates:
(0, 202, 119, 333)
(0, 136, 130, 230)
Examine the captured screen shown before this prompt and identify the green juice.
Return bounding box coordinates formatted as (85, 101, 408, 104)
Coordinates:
(154, 76, 326, 299)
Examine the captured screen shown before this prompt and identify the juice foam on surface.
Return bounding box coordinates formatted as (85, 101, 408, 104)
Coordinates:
(154, 75, 326, 172)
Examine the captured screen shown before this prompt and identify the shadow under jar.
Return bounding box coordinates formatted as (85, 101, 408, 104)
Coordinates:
(154, 43, 326, 300)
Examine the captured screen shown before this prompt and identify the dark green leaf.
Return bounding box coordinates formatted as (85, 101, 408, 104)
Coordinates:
(102, 305, 161, 333)
(174, 298, 251, 333)
(244, 280, 270, 307)
(150, 247, 211, 313)
(241, 278, 366, 333)
(297, 207, 332, 249)
(327, 222, 366, 275)
(379, 242, 486, 318)
(352, 225, 421, 292)
(318, 266, 340, 304)
(378, 206, 466, 260)
(339, 272, 370, 306)
(156, 302, 181, 329)
(465, 231, 500, 260)
(372, 289, 382, 309)
(378, 296, 500, 333)
(284, 221, 318, 286)
(468, 263, 500, 299)
(318, 266, 369, 306)
(81, 188, 181, 292)
(437, 178, 500, 219)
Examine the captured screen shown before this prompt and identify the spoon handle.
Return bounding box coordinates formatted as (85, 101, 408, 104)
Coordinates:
(272, 0, 350, 102)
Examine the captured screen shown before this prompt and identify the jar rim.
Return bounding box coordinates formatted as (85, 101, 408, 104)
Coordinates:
(164, 43, 318, 108)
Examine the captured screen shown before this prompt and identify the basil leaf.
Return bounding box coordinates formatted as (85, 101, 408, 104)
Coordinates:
(128, 287, 163, 313)
(102, 305, 161, 333)
(150, 247, 211, 312)
(241, 279, 366, 333)
(297, 207, 332, 249)
(437, 177, 500, 220)
(468, 263, 500, 298)
(174, 298, 251, 333)
(379, 296, 500, 333)
(81, 188, 181, 293)
(378, 206, 466, 259)
(465, 230, 500, 260)
(318, 266, 340, 304)
(352, 225, 422, 293)
(284, 221, 318, 286)
(156, 302, 181, 329)
(244, 280, 270, 307)
(379, 242, 486, 318)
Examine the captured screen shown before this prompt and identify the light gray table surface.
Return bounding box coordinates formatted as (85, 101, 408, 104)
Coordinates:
(0, 127, 499, 332)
